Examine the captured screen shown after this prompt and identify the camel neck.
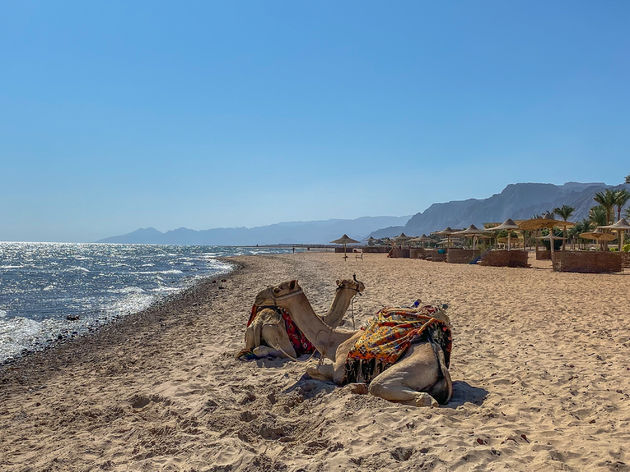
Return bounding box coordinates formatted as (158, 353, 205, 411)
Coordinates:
(281, 292, 349, 361)
(322, 288, 356, 328)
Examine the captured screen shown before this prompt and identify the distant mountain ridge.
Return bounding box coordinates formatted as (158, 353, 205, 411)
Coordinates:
(98, 216, 411, 245)
(370, 181, 629, 238)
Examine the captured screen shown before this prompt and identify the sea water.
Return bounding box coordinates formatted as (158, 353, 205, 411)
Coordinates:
(0, 242, 292, 363)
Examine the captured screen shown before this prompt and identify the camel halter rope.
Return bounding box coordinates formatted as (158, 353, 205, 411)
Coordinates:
(347, 273, 362, 329)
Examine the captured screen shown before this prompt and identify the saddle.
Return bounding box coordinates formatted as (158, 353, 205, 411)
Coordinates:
(344, 305, 452, 384)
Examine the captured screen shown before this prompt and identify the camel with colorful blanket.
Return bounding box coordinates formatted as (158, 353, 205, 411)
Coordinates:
(254, 280, 452, 407)
(238, 277, 365, 359)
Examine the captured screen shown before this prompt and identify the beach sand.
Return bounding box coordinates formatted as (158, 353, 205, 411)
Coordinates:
(1, 252, 629, 471)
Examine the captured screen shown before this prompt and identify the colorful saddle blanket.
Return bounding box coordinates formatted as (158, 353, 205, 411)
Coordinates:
(345, 306, 452, 384)
(247, 305, 315, 356)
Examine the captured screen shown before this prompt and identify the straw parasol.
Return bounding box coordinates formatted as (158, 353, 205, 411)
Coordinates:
(579, 230, 615, 250)
(453, 224, 489, 249)
(517, 215, 575, 254)
(517, 214, 575, 231)
(330, 234, 360, 260)
(536, 233, 565, 252)
(579, 230, 616, 242)
(393, 232, 412, 247)
(408, 234, 432, 247)
(487, 219, 520, 250)
(597, 218, 630, 250)
(432, 227, 458, 248)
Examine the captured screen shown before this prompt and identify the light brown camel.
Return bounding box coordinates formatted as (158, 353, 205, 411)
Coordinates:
(254, 280, 452, 407)
(243, 277, 365, 359)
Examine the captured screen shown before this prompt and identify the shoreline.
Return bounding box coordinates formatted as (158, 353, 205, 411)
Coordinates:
(0, 259, 243, 374)
(1, 252, 629, 471)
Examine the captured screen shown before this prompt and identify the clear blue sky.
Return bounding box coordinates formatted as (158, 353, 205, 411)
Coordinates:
(1, 1, 629, 242)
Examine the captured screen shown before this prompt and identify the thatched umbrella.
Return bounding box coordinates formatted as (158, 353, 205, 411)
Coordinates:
(518, 215, 575, 252)
(408, 234, 432, 247)
(579, 230, 616, 251)
(330, 234, 360, 260)
(432, 227, 457, 248)
(597, 218, 630, 251)
(487, 219, 520, 251)
(453, 224, 489, 249)
(393, 232, 412, 247)
(536, 233, 565, 252)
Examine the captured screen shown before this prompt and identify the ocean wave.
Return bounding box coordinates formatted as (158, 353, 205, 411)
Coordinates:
(108, 286, 146, 294)
(63, 266, 90, 273)
(150, 286, 180, 293)
(129, 269, 184, 275)
(0, 265, 23, 269)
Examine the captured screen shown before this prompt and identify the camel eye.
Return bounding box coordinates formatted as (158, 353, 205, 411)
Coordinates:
(273, 288, 280, 295)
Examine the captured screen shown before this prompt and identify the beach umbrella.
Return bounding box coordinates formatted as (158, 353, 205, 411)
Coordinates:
(393, 233, 412, 247)
(519, 215, 575, 253)
(330, 234, 360, 260)
(408, 234, 432, 247)
(518, 215, 575, 232)
(432, 227, 458, 248)
(536, 233, 565, 252)
(579, 230, 615, 251)
(597, 218, 630, 251)
(487, 219, 520, 251)
(579, 230, 616, 241)
(453, 224, 490, 249)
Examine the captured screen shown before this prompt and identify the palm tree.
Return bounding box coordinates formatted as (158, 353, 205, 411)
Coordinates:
(589, 205, 607, 227)
(626, 207, 630, 219)
(613, 189, 630, 221)
(593, 190, 616, 224)
(553, 205, 574, 250)
(625, 175, 630, 184)
(569, 218, 592, 249)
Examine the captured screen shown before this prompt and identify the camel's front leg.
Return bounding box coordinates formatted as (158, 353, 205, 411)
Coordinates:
(367, 342, 447, 407)
(306, 362, 334, 382)
(261, 325, 297, 359)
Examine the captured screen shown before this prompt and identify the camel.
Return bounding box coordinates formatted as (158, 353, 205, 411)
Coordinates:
(254, 280, 452, 407)
(241, 277, 365, 359)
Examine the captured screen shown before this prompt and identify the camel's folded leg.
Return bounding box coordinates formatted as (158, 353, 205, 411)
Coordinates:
(262, 324, 297, 359)
(367, 342, 447, 407)
(244, 318, 263, 352)
(306, 363, 334, 381)
(252, 345, 284, 357)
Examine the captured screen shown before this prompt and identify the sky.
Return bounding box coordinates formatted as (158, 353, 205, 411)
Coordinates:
(1, 1, 629, 242)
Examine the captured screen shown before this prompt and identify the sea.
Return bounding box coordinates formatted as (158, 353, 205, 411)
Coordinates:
(0, 242, 293, 363)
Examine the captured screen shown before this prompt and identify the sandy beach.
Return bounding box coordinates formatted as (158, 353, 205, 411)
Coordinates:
(1, 252, 629, 471)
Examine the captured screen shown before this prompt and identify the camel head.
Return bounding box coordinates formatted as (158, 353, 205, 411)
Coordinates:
(254, 280, 303, 307)
(335, 275, 365, 295)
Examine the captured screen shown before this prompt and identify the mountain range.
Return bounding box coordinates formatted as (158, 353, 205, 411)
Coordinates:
(97, 216, 411, 245)
(99, 181, 628, 245)
(370, 181, 628, 238)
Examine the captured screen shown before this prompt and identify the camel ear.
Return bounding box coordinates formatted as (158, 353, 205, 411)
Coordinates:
(336, 279, 341, 286)
(289, 280, 296, 290)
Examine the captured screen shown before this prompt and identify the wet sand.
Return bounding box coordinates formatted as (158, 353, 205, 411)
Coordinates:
(1, 252, 629, 471)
